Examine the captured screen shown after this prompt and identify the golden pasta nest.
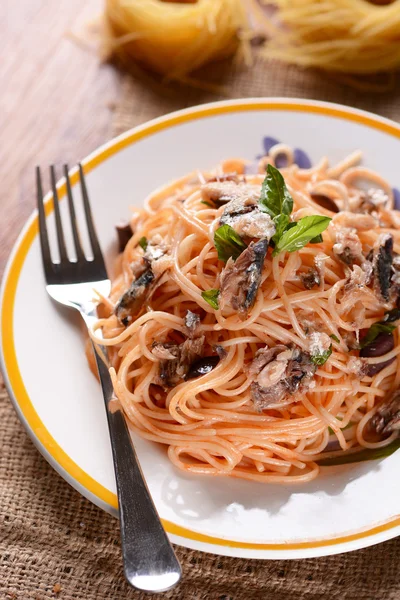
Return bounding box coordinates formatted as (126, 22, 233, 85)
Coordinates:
(260, 0, 400, 74)
(103, 0, 248, 78)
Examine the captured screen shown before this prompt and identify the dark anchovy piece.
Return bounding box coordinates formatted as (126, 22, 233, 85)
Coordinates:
(220, 199, 255, 226)
(282, 348, 317, 394)
(360, 332, 395, 376)
(370, 390, 400, 435)
(374, 235, 393, 302)
(358, 189, 389, 214)
(159, 353, 180, 388)
(214, 345, 228, 360)
(152, 342, 180, 387)
(249, 346, 288, 409)
(156, 337, 205, 388)
(201, 181, 259, 211)
(186, 356, 220, 380)
(183, 310, 201, 339)
(179, 336, 205, 377)
(115, 222, 132, 252)
(245, 239, 269, 310)
(300, 267, 321, 290)
(202, 182, 238, 205)
(249, 346, 316, 410)
(333, 229, 364, 266)
(115, 269, 155, 326)
(152, 342, 179, 361)
(248, 346, 287, 378)
(219, 239, 268, 317)
(251, 381, 286, 409)
(310, 192, 339, 214)
(207, 173, 240, 208)
(341, 248, 358, 266)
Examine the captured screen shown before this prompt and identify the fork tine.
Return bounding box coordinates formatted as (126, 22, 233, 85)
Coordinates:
(64, 165, 85, 262)
(36, 167, 54, 278)
(50, 165, 69, 264)
(79, 164, 104, 263)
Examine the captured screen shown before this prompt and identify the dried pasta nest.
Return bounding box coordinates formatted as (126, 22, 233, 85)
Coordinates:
(260, 0, 400, 74)
(103, 0, 249, 79)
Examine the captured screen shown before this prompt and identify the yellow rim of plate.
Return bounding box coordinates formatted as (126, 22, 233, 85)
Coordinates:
(3, 99, 400, 553)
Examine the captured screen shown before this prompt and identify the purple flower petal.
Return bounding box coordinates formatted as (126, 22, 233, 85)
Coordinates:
(293, 148, 312, 169)
(393, 188, 400, 210)
(263, 136, 280, 155)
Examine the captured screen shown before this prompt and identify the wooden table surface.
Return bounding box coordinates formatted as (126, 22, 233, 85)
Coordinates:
(1, 0, 121, 275)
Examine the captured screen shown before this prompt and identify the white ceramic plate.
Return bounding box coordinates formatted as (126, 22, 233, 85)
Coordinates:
(2, 99, 400, 560)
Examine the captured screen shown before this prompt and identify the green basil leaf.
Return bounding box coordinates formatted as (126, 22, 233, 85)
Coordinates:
(214, 224, 247, 263)
(310, 234, 323, 244)
(360, 322, 396, 348)
(330, 334, 340, 343)
(201, 289, 219, 310)
(259, 164, 293, 218)
(272, 215, 331, 257)
(272, 214, 290, 244)
(311, 344, 332, 366)
(285, 222, 297, 230)
(383, 308, 400, 323)
(201, 200, 213, 208)
(318, 438, 400, 466)
(138, 236, 148, 251)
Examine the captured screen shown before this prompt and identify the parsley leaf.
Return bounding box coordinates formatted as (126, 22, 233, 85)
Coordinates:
(259, 164, 293, 218)
(272, 216, 331, 257)
(201, 289, 219, 310)
(201, 200, 213, 208)
(311, 344, 332, 366)
(214, 224, 247, 263)
(330, 334, 340, 343)
(138, 236, 148, 251)
(360, 322, 396, 348)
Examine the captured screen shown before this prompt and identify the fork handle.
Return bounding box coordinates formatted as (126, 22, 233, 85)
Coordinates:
(90, 339, 182, 593)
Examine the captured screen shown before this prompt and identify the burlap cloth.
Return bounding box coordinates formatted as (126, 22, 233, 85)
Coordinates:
(2, 57, 400, 600)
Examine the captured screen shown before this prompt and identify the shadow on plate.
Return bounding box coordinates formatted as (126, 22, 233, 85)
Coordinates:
(159, 457, 386, 523)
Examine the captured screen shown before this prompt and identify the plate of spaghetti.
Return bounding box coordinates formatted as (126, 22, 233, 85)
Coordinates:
(2, 99, 400, 559)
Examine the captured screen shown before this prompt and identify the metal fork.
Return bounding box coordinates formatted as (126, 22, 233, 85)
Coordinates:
(36, 164, 181, 593)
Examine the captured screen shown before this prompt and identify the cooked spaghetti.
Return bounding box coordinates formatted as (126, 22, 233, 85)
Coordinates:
(89, 145, 400, 484)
